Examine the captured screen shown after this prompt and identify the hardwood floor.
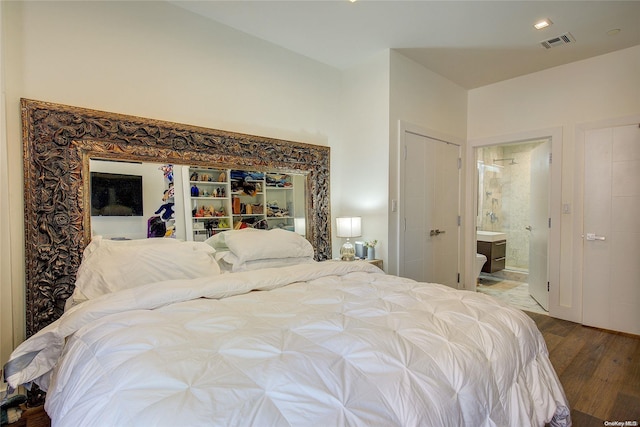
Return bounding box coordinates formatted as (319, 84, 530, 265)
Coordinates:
(525, 311, 640, 425)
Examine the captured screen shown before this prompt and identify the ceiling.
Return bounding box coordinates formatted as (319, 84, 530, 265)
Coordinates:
(170, 0, 640, 89)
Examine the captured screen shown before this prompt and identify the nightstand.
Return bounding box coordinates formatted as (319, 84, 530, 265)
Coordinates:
(12, 406, 51, 427)
(366, 259, 383, 269)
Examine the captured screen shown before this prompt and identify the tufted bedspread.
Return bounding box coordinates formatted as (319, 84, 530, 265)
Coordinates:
(4, 261, 570, 426)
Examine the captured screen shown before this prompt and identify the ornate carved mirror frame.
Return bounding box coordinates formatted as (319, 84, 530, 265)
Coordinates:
(22, 98, 331, 337)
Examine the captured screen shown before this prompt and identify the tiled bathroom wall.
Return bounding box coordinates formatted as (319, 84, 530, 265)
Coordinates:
(477, 145, 505, 231)
(477, 141, 544, 271)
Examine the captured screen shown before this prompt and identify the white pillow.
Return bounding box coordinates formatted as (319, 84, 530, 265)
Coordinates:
(82, 235, 180, 261)
(222, 228, 314, 265)
(204, 228, 260, 251)
(72, 237, 220, 303)
(217, 250, 316, 272)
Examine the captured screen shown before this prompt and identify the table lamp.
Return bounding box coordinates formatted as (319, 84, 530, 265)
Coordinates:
(336, 217, 361, 261)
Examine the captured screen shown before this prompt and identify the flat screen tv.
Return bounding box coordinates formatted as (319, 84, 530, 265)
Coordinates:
(90, 172, 143, 216)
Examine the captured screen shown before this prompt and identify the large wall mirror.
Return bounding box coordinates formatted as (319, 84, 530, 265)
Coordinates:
(89, 159, 308, 241)
(22, 99, 331, 336)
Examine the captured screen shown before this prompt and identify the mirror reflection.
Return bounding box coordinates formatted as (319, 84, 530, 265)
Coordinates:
(90, 159, 307, 241)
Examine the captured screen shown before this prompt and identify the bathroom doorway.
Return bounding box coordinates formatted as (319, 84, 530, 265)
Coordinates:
(475, 139, 549, 314)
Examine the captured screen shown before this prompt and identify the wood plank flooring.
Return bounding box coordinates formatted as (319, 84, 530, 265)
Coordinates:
(525, 311, 640, 425)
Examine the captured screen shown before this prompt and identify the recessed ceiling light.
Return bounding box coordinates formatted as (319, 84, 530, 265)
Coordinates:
(534, 19, 553, 30)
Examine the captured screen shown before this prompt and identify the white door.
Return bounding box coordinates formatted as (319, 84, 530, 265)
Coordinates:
(528, 140, 551, 310)
(402, 131, 460, 287)
(583, 124, 640, 335)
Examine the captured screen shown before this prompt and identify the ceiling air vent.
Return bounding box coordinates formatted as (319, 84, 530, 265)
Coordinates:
(540, 32, 575, 49)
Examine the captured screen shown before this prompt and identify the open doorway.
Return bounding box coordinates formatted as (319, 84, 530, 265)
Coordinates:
(474, 140, 549, 314)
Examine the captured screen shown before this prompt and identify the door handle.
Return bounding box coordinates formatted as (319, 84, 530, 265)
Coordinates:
(430, 229, 446, 236)
(585, 233, 606, 241)
(525, 225, 532, 231)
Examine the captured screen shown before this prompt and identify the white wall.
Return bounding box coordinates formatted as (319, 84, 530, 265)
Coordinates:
(467, 45, 640, 322)
(335, 51, 391, 260)
(0, 1, 14, 390)
(388, 51, 468, 277)
(336, 50, 469, 273)
(1, 0, 343, 363)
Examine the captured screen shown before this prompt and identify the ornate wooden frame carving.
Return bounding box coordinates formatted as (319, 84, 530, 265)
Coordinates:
(22, 98, 331, 337)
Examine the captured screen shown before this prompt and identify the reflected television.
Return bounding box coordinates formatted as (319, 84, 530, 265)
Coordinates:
(90, 172, 143, 216)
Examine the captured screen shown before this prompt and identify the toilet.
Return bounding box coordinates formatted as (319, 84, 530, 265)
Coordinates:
(475, 253, 487, 281)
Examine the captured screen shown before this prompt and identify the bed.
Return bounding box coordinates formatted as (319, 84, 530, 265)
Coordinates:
(9, 100, 571, 426)
(5, 230, 570, 426)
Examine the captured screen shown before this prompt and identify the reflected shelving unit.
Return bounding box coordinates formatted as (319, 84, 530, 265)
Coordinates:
(183, 168, 299, 241)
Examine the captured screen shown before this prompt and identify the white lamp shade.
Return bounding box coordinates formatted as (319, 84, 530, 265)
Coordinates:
(336, 217, 361, 238)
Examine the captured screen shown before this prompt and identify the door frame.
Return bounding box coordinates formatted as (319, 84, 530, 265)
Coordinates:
(466, 127, 562, 314)
(397, 121, 463, 285)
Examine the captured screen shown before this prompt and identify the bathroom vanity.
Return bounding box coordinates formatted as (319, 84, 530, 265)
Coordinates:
(477, 231, 507, 273)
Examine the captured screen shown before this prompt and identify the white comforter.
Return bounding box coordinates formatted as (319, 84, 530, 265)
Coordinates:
(6, 261, 570, 426)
